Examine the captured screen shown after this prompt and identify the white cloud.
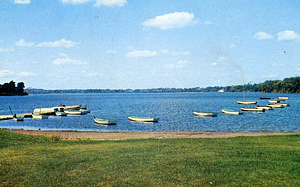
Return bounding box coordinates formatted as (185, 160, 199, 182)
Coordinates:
(17, 71, 37, 77)
(16, 39, 34, 47)
(105, 49, 116, 54)
(125, 50, 157, 58)
(61, 0, 127, 7)
(53, 57, 87, 65)
(277, 30, 299, 41)
(165, 60, 191, 69)
(13, 0, 31, 4)
(230, 43, 236, 48)
(37, 39, 79, 48)
(253, 32, 273, 40)
(94, 0, 127, 7)
(143, 12, 196, 30)
(0, 70, 14, 77)
(0, 47, 14, 53)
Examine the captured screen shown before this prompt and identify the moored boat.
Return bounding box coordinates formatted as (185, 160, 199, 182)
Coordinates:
(128, 116, 159, 122)
(13, 114, 24, 121)
(32, 114, 49, 119)
(64, 110, 83, 115)
(267, 104, 284, 108)
(255, 106, 273, 110)
(221, 109, 243, 115)
(94, 117, 116, 125)
(55, 111, 67, 116)
(278, 97, 289, 101)
(79, 108, 91, 114)
(240, 108, 265, 112)
(193, 111, 218, 117)
(269, 99, 280, 104)
(237, 101, 257, 105)
(33, 108, 57, 115)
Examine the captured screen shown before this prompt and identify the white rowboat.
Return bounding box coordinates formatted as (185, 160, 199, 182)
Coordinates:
(128, 116, 159, 122)
(193, 111, 218, 117)
(221, 109, 243, 115)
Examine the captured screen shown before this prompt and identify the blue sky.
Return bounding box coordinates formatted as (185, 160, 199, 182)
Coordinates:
(0, 0, 300, 89)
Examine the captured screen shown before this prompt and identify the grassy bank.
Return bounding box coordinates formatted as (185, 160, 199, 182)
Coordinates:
(1, 130, 300, 186)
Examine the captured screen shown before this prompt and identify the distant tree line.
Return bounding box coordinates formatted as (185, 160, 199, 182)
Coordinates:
(25, 76, 300, 94)
(0, 81, 28, 96)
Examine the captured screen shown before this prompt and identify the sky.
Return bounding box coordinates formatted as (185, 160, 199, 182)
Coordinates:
(0, 0, 300, 89)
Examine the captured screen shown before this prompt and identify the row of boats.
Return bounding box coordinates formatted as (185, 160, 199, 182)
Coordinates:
(192, 96, 290, 117)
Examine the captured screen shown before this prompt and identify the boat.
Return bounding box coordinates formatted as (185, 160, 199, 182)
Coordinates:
(259, 84, 271, 100)
(128, 116, 159, 122)
(13, 114, 24, 121)
(237, 101, 257, 105)
(237, 84, 257, 105)
(255, 106, 273, 110)
(240, 108, 265, 112)
(64, 110, 83, 115)
(33, 108, 57, 115)
(280, 103, 290, 107)
(55, 111, 67, 116)
(64, 105, 81, 110)
(269, 99, 280, 104)
(79, 108, 91, 114)
(32, 114, 49, 119)
(193, 111, 218, 117)
(278, 97, 289, 101)
(94, 117, 116, 125)
(267, 104, 284, 108)
(221, 109, 243, 115)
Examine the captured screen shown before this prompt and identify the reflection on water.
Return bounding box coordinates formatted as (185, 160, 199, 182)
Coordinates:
(0, 92, 299, 132)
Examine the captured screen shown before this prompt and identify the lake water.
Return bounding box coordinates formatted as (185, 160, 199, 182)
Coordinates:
(0, 92, 299, 132)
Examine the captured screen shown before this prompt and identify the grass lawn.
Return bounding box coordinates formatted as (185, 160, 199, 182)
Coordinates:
(1, 130, 300, 186)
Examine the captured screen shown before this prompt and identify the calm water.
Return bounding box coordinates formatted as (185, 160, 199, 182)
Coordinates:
(0, 92, 299, 132)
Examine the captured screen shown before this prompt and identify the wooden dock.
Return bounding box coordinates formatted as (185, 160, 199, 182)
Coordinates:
(0, 113, 32, 120)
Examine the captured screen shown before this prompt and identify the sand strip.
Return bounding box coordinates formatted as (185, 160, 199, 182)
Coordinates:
(6, 129, 300, 140)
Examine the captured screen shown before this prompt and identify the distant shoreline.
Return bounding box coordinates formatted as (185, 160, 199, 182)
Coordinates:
(5, 129, 300, 140)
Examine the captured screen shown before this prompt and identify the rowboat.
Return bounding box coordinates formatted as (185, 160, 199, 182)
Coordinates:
(32, 114, 49, 119)
(64, 110, 83, 115)
(237, 101, 257, 105)
(278, 97, 289, 101)
(79, 108, 91, 114)
(255, 106, 273, 110)
(193, 111, 218, 117)
(94, 117, 116, 125)
(55, 111, 67, 116)
(13, 115, 24, 121)
(240, 108, 265, 112)
(33, 108, 57, 115)
(280, 103, 290, 107)
(269, 99, 280, 104)
(267, 104, 284, 108)
(221, 109, 243, 115)
(128, 116, 159, 122)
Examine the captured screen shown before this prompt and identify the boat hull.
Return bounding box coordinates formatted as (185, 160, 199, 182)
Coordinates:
(128, 116, 159, 122)
(240, 108, 265, 112)
(237, 101, 257, 105)
(255, 106, 273, 110)
(193, 111, 218, 117)
(32, 115, 49, 119)
(94, 117, 116, 125)
(221, 109, 242, 115)
(64, 110, 83, 115)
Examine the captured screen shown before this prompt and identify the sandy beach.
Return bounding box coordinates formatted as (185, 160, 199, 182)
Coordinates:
(6, 129, 300, 140)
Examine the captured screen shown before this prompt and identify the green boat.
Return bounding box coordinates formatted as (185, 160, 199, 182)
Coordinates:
(94, 117, 116, 125)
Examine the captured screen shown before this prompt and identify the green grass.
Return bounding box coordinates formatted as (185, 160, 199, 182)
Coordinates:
(1, 130, 300, 186)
